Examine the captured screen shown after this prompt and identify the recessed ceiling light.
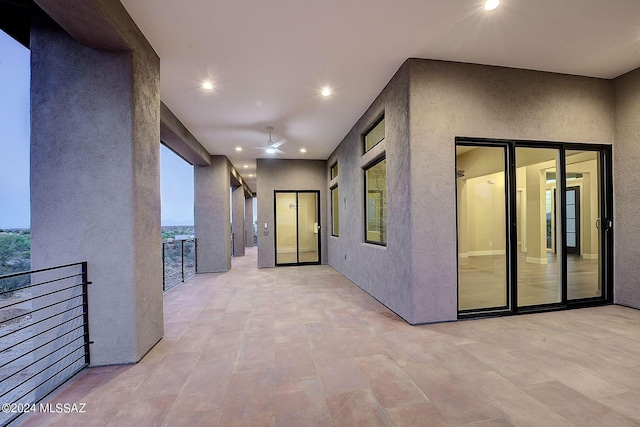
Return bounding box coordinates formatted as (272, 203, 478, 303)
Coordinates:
(248, 174, 254, 177)
(321, 87, 331, 97)
(266, 147, 276, 154)
(243, 165, 248, 168)
(300, 148, 307, 153)
(202, 81, 214, 90)
(484, 0, 500, 11)
(235, 147, 242, 151)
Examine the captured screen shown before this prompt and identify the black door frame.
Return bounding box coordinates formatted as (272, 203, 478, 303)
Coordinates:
(274, 190, 321, 266)
(565, 186, 581, 255)
(455, 137, 613, 318)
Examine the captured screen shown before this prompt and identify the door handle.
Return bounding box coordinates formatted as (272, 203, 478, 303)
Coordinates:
(596, 218, 600, 229)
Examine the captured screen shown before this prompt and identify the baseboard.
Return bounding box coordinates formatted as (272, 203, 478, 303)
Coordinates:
(526, 256, 548, 265)
(468, 250, 506, 256)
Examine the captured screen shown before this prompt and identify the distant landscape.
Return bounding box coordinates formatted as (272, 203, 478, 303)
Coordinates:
(0, 226, 194, 294)
(161, 225, 195, 241)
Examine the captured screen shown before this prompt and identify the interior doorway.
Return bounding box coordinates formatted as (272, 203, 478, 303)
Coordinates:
(274, 191, 320, 265)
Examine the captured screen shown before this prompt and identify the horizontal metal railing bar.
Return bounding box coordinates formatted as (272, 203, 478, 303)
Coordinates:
(0, 316, 85, 364)
(0, 337, 85, 400)
(10, 353, 88, 408)
(0, 296, 82, 332)
(0, 294, 84, 342)
(0, 262, 90, 427)
(0, 282, 84, 310)
(0, 302, 83, 341)
(0, 334, 84, 388)
(2, 353, 88, 427)
(0, 271, 83, 298)
(0, 262, 85, 281)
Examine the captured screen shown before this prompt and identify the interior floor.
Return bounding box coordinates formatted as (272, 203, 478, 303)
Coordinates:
(459, 251, 601, 311)
(276, 250, 319, 264)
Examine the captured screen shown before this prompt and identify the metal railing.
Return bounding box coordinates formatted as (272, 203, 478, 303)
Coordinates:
(162, 238, 196, 292)
(0, 262, 90, 426)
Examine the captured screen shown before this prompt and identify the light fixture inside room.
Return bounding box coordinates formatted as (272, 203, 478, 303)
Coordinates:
(235, 147, 242, 151)
(484, 0, 500, 11)
(321, 87, 331, 97)
(202, 81, 214, 90)
(300, 148, 307, 153)
(266, 147, 276, 154)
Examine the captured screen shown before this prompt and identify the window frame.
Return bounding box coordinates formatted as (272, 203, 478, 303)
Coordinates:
(363, 115, 385, 153)
(363, 156, 387, 246)
(331, 185, 339, 237)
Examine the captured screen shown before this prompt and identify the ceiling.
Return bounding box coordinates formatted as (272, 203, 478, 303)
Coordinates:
(119, 0, 640, 191)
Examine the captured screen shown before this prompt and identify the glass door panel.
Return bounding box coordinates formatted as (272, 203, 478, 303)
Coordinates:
(456, 145, 508, 311)
(297, 192, 319, 263)
(566, 150, 602, 300)
(515, 147, 562, 307)
(275, 192, 298, 264)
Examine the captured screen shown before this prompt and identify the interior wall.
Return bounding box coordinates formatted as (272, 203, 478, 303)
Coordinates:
(408, 59, 614, 323)
(459, 172, 506, 256)
(613, 67, 640, 309)
(257, 159, 327, 267)
(326, 62, 412, 321)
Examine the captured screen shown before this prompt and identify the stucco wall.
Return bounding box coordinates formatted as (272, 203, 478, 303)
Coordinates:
(232, 186, 246, 256)
(613, 67, 640, 309)
(245, 197, 255, 247)
(30, 8, 162, 365)
(408, 59, 614, 323)
(326, 62, 413, 321)
(257, 159, 327, 268)
(195, 156, 232, 272)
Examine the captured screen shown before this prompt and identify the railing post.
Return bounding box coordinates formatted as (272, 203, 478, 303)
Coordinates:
(81, 261, 91, 366)
(195, 238, 198, 273)
(181, 239, 185, 283)
(162, 242, 166, 292)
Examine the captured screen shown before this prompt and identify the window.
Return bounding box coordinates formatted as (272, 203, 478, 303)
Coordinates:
(364, 116, 385, 152)
(364, 158, 386, 244)
(330, 162, 338, 180)
(331, 186, 339, 237)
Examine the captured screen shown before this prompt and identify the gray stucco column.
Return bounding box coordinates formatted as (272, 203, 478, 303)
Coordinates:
(232, 187, 246, 256)
(195, 156, 231, 272)
(245, 197, 255, 247)
(30, 9, 162, 365)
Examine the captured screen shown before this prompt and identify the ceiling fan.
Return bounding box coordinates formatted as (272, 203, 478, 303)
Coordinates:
(253, 126, 286, 154)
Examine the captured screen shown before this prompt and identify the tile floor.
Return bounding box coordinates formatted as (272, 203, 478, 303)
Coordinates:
(16, 247, 640, 426)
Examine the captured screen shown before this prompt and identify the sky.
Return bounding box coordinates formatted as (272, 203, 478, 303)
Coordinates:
(0, 30, 194, 229)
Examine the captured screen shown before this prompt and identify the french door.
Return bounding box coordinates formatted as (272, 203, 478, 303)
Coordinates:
(456, 138, 612, 317)
(274, 191, 321, 266)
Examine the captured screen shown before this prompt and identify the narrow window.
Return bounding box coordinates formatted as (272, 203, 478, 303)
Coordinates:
(364, 116, 385, 153)
(331, 186, 339, 237)
(330, 162, 338, 180)
(364, 158, 386, 245)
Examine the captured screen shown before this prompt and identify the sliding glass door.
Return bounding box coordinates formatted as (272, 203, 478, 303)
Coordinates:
(275, 191, 320, 265)
(456, 139, 612, 316)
